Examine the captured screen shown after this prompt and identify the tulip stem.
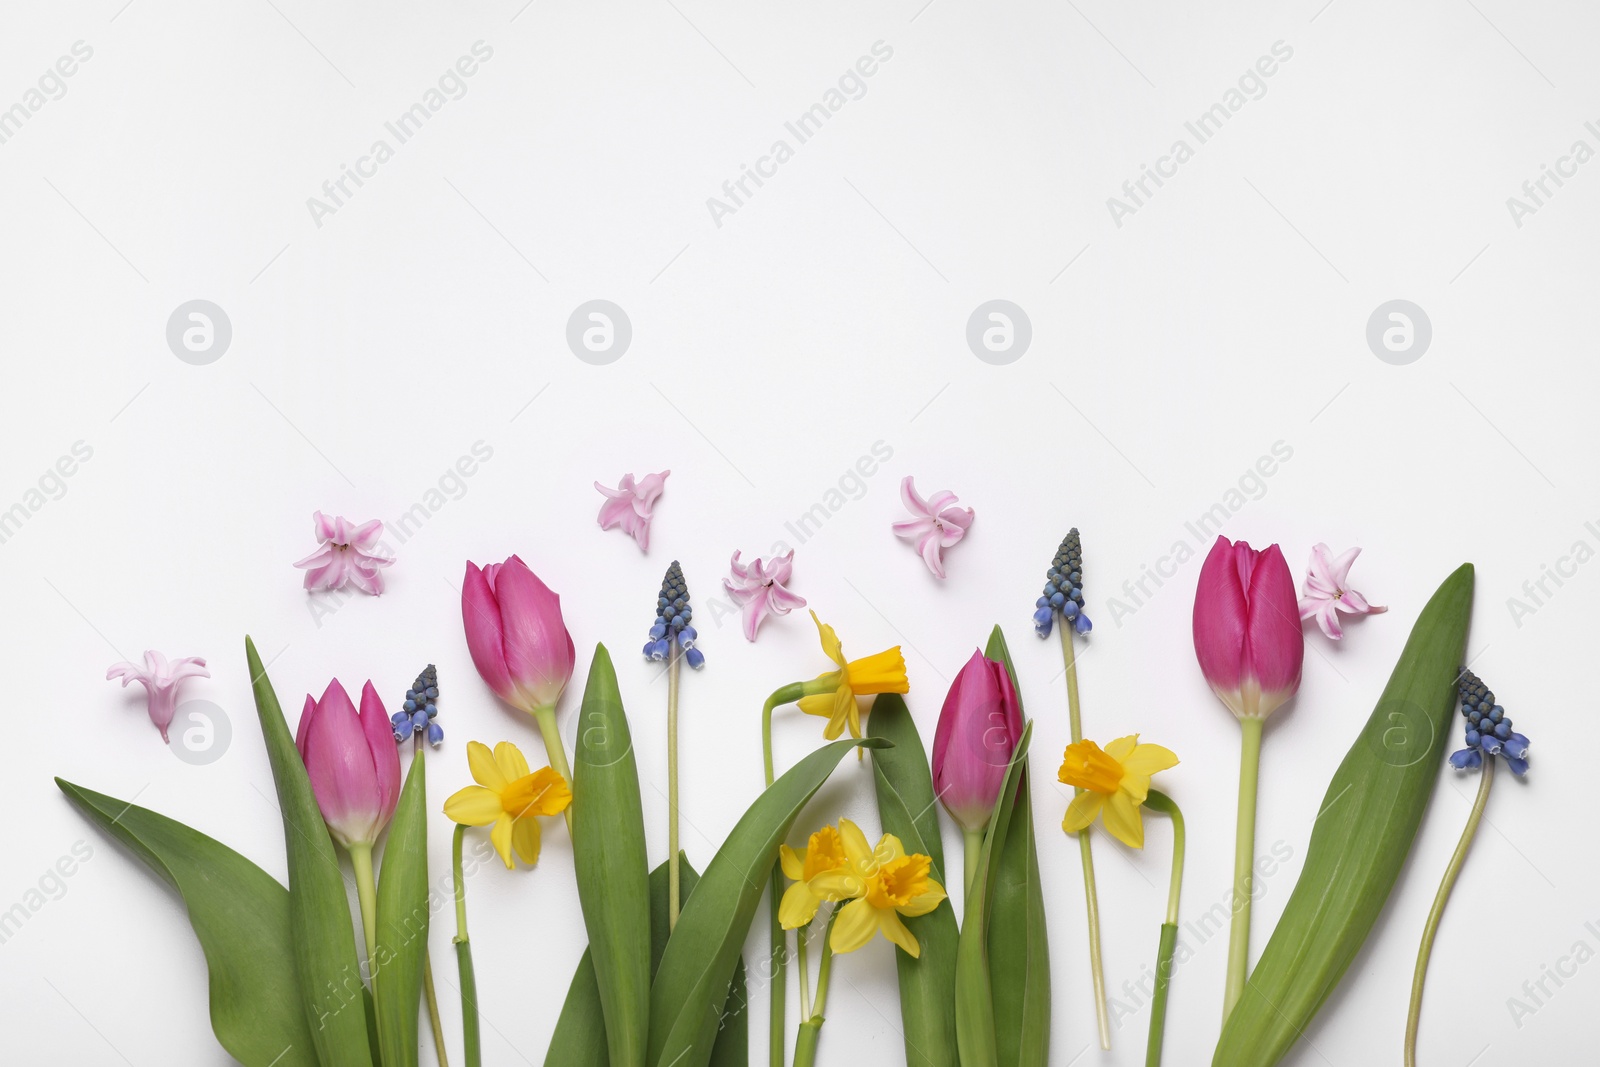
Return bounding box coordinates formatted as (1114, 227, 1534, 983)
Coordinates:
(1059, 624, 1111, 1050)
(667, 642, 682, 931)
(761, 681, 810, 1067)
(348, 841, 379, 969)
(962, 828, 984, 900)
(452, 824, 482, 1067)
(1404, 757, 1494, 1067)
(1223, 716, 1263, 1021)
(531, 705, 574, 835)
(1142, 790, 1185, 1067)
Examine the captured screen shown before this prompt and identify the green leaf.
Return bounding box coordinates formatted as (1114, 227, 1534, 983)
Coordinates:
(954, 721, 1033, 1067)
(867, 693, 959, 1067)
(984, 626, 1051, 1067)
(55, 778, 319, 1067)
(648, 737, 884, 1067)
(1213, 564, 1475, 1067)
(246, 635, 375, 1067)
(573, 645, 652, 1067)
(546, 856, 746, 1067)
(374, 751, 430, 1067)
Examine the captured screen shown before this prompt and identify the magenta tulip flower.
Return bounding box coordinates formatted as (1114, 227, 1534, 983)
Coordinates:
(934, 650, 1024, 894)
(462, 555, 577, 716)
(295, 679, 401, 849)
(1193, 536, 1304, 721)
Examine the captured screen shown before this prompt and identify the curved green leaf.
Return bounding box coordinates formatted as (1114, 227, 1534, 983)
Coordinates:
(867, 693, 958, 1067)
(55, 778, 319, 1067)
(375, 751, 430, 1067)
(648, 737, 884, 1067)
(246, 635, 375, 1067)
(573, 645, 651, 1067)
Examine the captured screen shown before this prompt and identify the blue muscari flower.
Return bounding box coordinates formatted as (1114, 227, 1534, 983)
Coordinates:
(645, 560, 705, 668)
(1448, 668, 1527, 776)
(1034, 529, 1092, 637)
(394, 664, 442, 746)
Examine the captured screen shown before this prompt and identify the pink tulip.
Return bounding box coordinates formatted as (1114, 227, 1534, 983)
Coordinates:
(932, 650, 1025, 833)
(1193, 536, 1304, 719)
(461, 555, 576, 714)
(295, 679, 401, 848)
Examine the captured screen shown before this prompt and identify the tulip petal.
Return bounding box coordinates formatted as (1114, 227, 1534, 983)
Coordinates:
(1245, 544, 1305, 701)
(492, 559, 576, 711)
(358, 682, 401, 824)
(462, 562, 516, 705)
(1194, 536, 1251, 698)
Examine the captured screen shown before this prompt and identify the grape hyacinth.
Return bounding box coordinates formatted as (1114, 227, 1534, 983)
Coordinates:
(390, 664, 443, 746)
(644, 560, 704, 669)
(1034, 528, 1093, 638)
(1449, 668, 1528, 775)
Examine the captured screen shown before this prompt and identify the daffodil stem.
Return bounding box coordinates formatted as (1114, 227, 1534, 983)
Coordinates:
(1059, 624, 1111, 1050)
(962, 827, 984, 900)
(796, 921, 813, 1020)
(452, 824, 482, 1067)
(348, 841, 379, 968)
(761, 681, 809, 1067)
(1404, 757, 1494, 1067)
(667, 643, 682, 931)
(414, 737, 451, 1067)
(1142, 791, 1186, 1067)
(1223, 716, 1263, 1022)
(791, 909, 841, 1067)
(532, 705, 574, 836)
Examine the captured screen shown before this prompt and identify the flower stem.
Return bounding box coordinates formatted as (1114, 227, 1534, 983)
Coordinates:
(1404, 757, 1494, 1067)
(1142, 790, 1186, 1067)
(531, 705, 574, 835)
(761, 681, 809, 1067)
(452, 825, 482, 1067)
(962, 827, 984, 900)
(796, 921, 813, 1020)
(348, 841, 379, 968)
(414, 736, 451, 1067)
(792, 910, 841, 1067)
(1223, 716, 1264, 1021)
(667, 642, 682, 930)
(1059, 623, 1111, 1050)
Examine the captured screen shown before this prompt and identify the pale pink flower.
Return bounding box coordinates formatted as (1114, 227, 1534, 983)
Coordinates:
(595, 470, 669, 551)
(891, 476, 974, 579)
(293, 511, 392, 594)
(1298, 543, 1387, 640)
(723, 550, 807, 642)
(107, 651, 209, 743)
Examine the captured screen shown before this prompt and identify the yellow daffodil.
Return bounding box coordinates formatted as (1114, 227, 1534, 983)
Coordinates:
(797, 611, 909, 740)
(778, 824, 850, 928)
(1059, 734, 1179, 849)
(809, 819, 946, 958)
(443, 740, 571, 869)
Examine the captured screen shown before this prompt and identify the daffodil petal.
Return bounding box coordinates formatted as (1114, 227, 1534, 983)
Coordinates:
(873, 833, 907, 865)
(467, 741, 508, 792)
(493, 740, 531, 783)
(490, 814, 516, 869)
(797, 689, 839, 720)
(838, 819, 874, 870)
(524, 767, 572, 816)
(779, 882, 821, 929)
(442, 785, 502, 826)
(900, 881, 947, 918)
(1103, 734, 1139, 763)
(1120, 742, 1179, 779)
(878, 910, 921, 958)
(1101, 791, 1145, 849)
(1062, 791, 1105, 834)
(810, 871, 865, 900)
(829, 899, 877, 954)
(780, 844, 805, 882)
(810, 611, 847, 669)
(510, 816, 542, 865)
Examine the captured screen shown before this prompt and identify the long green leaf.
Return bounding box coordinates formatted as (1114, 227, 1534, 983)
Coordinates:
(1213, 563, 1474, 1067)
(375, 751, 430, 1067)
(648, 737, 885, 1067)
(56, 779, 320, 1067)
(573, 644, 651, 1067)
(985, 625, 1051, 1067)
(954, 721, 1033, 1067)
(246, 635, 375, 1067)
(867, 693, 959, 1067)
(547, 856, 747, 1067)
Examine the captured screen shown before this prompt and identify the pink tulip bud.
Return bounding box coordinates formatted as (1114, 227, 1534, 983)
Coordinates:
(1192, 536, 1304, 719)
(461, 555, 577, 715)
(932, 650, 1025, 833)
(295, 679, 401, 848)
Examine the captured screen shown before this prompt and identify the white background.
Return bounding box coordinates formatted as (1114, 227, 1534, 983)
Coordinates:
(0, 2, 1593, 1065)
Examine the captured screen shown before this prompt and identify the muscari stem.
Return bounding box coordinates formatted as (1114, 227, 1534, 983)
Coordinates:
(1143, 790, 1186, 1067)
(412, 737, 451, 1067)
(1223, 716, 1263, 1021)
(348, 841, 379, 967)
(452, 825, 481, 1067)
(1059, 623, 1111, 1050)
(531, 704, 575, 835)
(761, 682, 810, 1067)
(667, 643, 682, 930)
(1404, 757, 1495, 1067)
